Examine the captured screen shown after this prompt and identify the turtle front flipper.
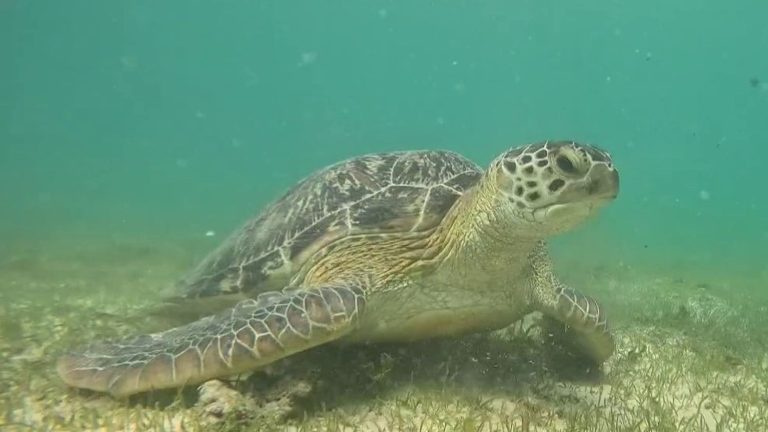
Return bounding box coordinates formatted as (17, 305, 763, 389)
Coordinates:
(546, 283, 614, 363)
(527, 242, 614, 364)
(57, 283, 366, 397)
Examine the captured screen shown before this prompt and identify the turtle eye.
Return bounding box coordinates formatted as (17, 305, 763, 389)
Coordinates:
(555, 155, 577, 174)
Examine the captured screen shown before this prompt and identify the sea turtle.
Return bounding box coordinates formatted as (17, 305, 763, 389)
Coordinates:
(57, 140, 620, 398)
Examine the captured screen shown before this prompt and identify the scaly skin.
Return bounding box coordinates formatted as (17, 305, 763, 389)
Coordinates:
(57, 284, 366, 397)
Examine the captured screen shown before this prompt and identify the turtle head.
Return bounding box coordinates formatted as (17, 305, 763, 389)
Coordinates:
(490, 140, 619, 235)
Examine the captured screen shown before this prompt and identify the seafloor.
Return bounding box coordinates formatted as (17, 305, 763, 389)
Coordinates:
(1, 236, 766, 432)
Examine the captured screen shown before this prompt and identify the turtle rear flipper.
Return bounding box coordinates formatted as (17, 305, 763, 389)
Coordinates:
(56, 283, 366, 398)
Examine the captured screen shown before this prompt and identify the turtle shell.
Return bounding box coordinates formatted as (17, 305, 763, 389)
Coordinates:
(177, 150, 482, 300)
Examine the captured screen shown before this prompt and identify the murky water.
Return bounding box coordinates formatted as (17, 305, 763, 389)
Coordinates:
(1, 1, 767, 430)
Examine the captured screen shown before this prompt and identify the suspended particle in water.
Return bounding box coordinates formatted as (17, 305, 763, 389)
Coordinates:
(699, 190, 710, 201)
(749, 77, 768, 91)
(299, 52, 318, 67)
(715, 137, 726, 149)
(205, 230, 216, 237)
(119, 55, 138, 70)
(633, 49, 652, 61)
(244, 68, 260, 87)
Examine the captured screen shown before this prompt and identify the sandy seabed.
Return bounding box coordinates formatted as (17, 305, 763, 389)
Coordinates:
(1, 239, 766, 431)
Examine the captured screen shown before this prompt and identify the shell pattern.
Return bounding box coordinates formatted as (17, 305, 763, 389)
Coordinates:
(178, 150, 484, 299)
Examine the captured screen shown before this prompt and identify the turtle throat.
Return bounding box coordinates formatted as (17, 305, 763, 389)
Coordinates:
(440, 174, 542, 263)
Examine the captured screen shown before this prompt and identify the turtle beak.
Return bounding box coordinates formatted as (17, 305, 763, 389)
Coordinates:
(586, 165, 619, 201)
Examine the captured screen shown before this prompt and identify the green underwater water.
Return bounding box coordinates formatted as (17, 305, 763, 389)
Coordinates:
(2, 0, 766, 271)
(1, 1, 768, 430)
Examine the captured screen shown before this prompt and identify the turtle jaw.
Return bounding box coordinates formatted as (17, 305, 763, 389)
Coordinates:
(532, 199, 610, 230)
(531, 164, 619, 232)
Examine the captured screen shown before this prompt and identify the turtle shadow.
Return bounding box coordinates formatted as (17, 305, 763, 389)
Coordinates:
(239, 330, 609, 420)
(58, 328, 607, 422)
